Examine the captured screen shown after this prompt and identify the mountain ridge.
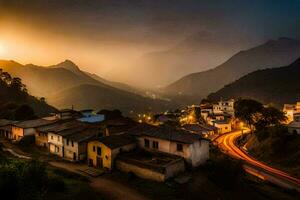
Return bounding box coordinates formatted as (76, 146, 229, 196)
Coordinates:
(164, 37, 300, 98)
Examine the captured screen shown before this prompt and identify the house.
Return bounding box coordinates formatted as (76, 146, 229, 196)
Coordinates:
(78, 109, 105, 123)
(0, 119, 16, 139)
(55, 109, 82, 120)
(213, 99, 235, 116)
(283, 103, 300, 123)
(182, 124, 217, 138)
(128, 124, 210, 167)
(48, 123, 87, 158)
(63, 128, 99, 161)
(87, 134, 136, 170)
(213, 120, 232, 134)
(287, 113, 300, 135)
(11, 119, 56, 141)
(116, 150, 185, 182)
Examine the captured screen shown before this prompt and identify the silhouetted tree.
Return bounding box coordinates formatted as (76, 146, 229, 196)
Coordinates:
(234, 99, 263, 133)
(14, 105, 36, 120)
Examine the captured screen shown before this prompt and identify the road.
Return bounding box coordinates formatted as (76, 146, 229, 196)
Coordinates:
(214, 130, 300, 192)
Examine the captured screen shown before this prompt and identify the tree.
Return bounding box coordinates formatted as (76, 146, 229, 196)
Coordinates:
(254, 106, 287, 131)
(1, 72, 12, 85)
(234, 99, 263, 133)
(14, 105, 36, 120)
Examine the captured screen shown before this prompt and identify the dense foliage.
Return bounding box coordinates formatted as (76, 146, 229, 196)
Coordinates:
(0, 69, 56, 119)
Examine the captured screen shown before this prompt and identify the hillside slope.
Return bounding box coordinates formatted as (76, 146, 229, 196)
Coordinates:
(0, 70, 56, 117)
(48, 84, 173, 114)
(208, 58, 300, 107)
(165, 38, 300, 97)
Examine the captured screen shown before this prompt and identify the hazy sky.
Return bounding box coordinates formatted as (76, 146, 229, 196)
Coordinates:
(0, 0, 300, 86)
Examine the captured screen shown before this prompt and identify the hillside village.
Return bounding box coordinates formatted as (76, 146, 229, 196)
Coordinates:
(0, 98, 240, 182)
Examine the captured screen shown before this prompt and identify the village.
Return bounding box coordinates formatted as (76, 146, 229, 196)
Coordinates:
(0, 98, 299, 183)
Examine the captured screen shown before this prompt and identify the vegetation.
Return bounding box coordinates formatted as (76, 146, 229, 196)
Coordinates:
(0, 144, 103, 200)
(234, 98, 286, 135)
(0, 68, 56, 119)
(208, 57, 300, 107)
(246, 125, 300, 178)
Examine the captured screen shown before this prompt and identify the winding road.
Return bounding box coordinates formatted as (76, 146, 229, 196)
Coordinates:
(214, 130, 300, 192)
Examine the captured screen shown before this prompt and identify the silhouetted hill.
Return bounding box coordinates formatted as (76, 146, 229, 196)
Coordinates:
(0, 60, 173, 114)
(165, 38, 300, 98)
(0, 69, 56, 118)
(48, 84, 173, 114)
(208, 58, 300, 107)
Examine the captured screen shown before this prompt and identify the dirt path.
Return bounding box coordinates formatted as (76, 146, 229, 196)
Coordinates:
(50, 161, 149, 200)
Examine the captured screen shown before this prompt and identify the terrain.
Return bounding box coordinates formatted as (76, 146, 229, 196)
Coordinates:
(208, 58, 300, 107)
(165, 38, 300, 98)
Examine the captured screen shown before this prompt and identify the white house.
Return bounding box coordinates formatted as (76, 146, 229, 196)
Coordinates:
(128, 124, 210, 167)
(287, 113, 300, 135)
(213, 99, 235, 116)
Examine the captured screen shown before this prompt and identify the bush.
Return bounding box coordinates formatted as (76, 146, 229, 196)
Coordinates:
(206, 148, 245, 189)
(48, 176, 66, 192)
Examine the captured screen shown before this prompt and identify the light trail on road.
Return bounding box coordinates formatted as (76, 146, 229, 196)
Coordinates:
(214, 130, 300, 191)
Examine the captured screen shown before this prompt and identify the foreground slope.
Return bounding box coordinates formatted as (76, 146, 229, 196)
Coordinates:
(165, 38, 300, 97)
(208, 58, 300, 107)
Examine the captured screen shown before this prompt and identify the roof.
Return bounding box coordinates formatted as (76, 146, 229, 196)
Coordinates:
(98, 134, 136, 149)
(182, 124, 216, 133)
(80, 109, 94, 113)
(288, 121, 300, 128)
(127, 124, 203, 144)
(64, 128, 98, 142)
(36, 120, 83, 133)
(214, 120, 231, 125)
(55, 125, 87, 137)
(13, 119, 57, 129)
(0, 119, 16, 127)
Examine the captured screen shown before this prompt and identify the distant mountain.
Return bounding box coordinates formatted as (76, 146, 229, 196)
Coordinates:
(0, 70, 56, 117)
(0, 59, 173, 114)
(208, 58, 300, 107)
(47, 84, 173, 114)
(165, 38, 300, 98)
(128, 31, 240, 87)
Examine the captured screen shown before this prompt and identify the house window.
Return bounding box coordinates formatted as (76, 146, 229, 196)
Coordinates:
(144, 139, 150, 148)
(66, 139, 69, 145)
(51, 135, 53, 140)
(177, 143, 183, 152)
(225, 127, 228, 130)
(71, 141, 74, 147)
(38, 133, 40, 136)
(57, 136, 60, 141)
(93, 146, 96, 152)
(152, 141, 159, 149)
(97, 147, 101, 156)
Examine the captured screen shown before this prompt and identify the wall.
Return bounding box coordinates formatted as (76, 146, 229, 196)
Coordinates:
(116, 158, 185, 182)
(48, 132, 64, 157)
(215, 123, 231, 134)
(116, 160, 166, 182)
(288, 127, 300, 135)
(137, 136, 209, 167)
(35, 131, 48, 147)
(12, 126, 24, 140)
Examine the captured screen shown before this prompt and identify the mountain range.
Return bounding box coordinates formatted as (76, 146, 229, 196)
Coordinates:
(164, 37, 300, 98)
(0, 60, 173, 114)
(208, 58, 300, 107)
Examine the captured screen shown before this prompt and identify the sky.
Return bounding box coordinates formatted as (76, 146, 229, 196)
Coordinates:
(0, 0, 300, 87)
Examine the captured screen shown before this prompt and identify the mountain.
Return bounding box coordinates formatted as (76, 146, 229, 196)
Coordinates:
(126, 31, 241, 87)
(0, 70, 56, 118)
(47, 84, 173, 113)
(165, 37, 300, 98)
(208, 58, 300, 107)
(0, 59, 173, 114)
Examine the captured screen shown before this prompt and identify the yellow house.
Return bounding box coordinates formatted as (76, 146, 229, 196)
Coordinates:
(87, 134, 136, 170)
